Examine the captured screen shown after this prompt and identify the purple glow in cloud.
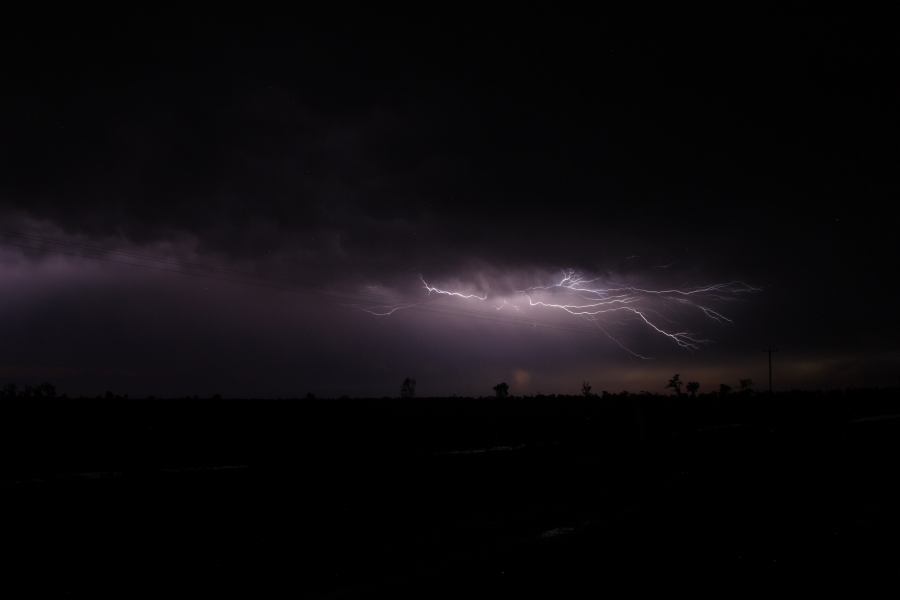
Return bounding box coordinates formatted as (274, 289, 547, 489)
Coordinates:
(356, 269, 761, 358)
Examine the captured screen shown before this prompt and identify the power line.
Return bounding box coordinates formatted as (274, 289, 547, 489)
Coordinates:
(764, 346, 778, 394)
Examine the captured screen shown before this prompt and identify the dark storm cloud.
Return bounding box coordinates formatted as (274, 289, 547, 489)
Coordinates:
(0, 10, 761, 268)
(1, 9, 899, 394)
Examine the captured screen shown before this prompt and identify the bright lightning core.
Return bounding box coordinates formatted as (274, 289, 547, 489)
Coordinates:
(356, 269, 760, 358)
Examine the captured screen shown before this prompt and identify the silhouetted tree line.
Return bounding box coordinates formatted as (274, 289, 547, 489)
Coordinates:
(8, 375, 896, 408)
(0, 383, 137, 400)
(663, 374, 760, 399)
(391, 375, 772, 401)
(1, 382, 58, 399)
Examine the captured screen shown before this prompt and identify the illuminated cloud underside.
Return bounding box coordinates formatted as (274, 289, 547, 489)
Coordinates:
(356, 270, 760, 359)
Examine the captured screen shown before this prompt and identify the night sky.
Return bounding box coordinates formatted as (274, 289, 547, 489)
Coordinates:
(2, 8, 898, 397)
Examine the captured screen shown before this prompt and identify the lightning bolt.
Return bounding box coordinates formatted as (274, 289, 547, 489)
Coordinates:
(357, 269, 759, 356)
(420, 275, 487, 300)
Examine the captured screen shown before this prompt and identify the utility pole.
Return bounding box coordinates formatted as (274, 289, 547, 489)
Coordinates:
(764, 347, 778, 394)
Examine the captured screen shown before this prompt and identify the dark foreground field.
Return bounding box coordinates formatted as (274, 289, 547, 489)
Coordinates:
(4, 390, 900, 597)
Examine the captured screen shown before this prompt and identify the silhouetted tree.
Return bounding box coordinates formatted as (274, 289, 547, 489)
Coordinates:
(686, 381, 700, 398)
(581, 381, 593, 397)
(739, 378, 754, 393)
(1, 383, 17, 400)
(400, 377, 416, 399)
(493, 382, 509, 399)
(719, 383, 732, 397)
(666, 373, 683, 396)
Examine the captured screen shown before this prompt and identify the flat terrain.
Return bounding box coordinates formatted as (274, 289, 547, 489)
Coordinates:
(3, 391, 900, 597)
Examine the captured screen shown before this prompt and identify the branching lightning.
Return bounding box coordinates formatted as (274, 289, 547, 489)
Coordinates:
(357, 269, 760, 357)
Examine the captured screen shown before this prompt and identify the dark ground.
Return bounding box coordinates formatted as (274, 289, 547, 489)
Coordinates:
(4, 390, 900, 597)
